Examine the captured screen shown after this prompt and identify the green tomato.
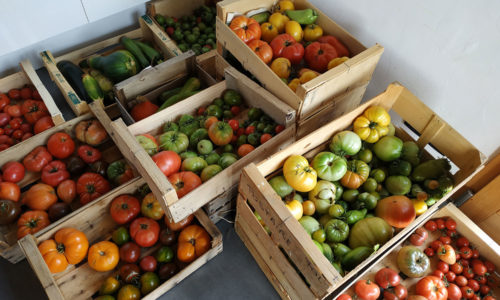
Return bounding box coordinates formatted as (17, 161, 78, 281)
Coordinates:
(269, 175, 293, 198)
(212, 98, 224, 107)
(140, 272, 160, 295)
(328, 204, 344, 218)
(293, 193, 303, 203)
(247, 133, 261, 146)
(357, 149, 373, 163)
(401, 141, 421, 167)
(309, 180, 337, 215)
(117, 285, 140, 300)
(99, 276, 121, 295)
(155, 246, 174, 263)
(342, 189, 359, 202)
(385, 175, 412, 195)
(348, 217, 393, 249)
(223, 144, 234, 153)
(325, 219, 350, 243)
(355, 192, 378, 210)
(333, 181, 343, 200)
(388, 160, 412, 176)
(263, 124, 275, 134)
(111, 227, 130, 246)
(189, 128, 208, 148)
(298, 216, 320, 236)
(159, 131, 189, 153)
(329, 131, 362, 156)
(206, 104, 223, 119)
(180, 151, 198, 160)
(319, 214, 333, 228)
(237, 135, 247, 147)
(311, 152, 347, 182)
(163, 121, 179, 132)
(222, 89, 242, 106)
(362, 178, 378, 193)
(181, 157, 207, 173)
(256, 122, 266, 132)
(312, 229, 326, 243)
(205, 152, 220, 165)
(331, 243, 351, 260)
(201, 165, 222, 182)
(248, 108, 263, 121)
(178, 114, 199, 137)
(373, 136, 404, 161)
(197, 139, 213, 155)
(219, 155, 237, 169)
(370, 168, 386, 183)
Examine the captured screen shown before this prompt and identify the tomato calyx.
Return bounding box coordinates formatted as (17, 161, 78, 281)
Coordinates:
(56, 242, 66, 254)
(121, 203, 129, 210)
(26, 217, 40, 229)
(140, 223, 149, 230)
(86, 184, 95, 194)
(369, 121, 378, 129)
(175, 181, 184, 189)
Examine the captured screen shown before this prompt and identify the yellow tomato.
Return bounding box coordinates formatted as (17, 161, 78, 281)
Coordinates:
(302, 200, 316, 216)
(275, 1, 294, 12)
(271, 57, 291, 79)
(288, 78, 300, 91)
(261, 22, 279, 43)
(353, 106, 391, 143)
(299, 70, 318, 84)
(327, 57, 349, 70)
(412, 198, 428, 216)
(283, 155, 317, 192)
(285, 199, 303, 220)
(304, 24, 323, 42)
(285, 20, 303, 42)
(269, 12, 289, 33)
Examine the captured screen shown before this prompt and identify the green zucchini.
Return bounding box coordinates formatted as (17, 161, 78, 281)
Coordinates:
(57, 60, 91, 102)
(133, 40, 162, 65)
(86, 50, 139, 83)
(82, 73, 104, 103)
(341, 246, 374, 271)
(159, 87, 182, 103)
(89, 69, 113, 100)
(158, 78, 202, 110)
(120, 36, 149, 69)
(411, 158, 451, 182)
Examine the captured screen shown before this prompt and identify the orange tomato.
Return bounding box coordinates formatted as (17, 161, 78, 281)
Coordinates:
(375, 196, 416, 228)
(165, 214, 194, 231)
(237, 144, 255, 157)
(87, 241, 119, 272)
(177, 225, 211, 263)
(38, 228, 89, 273)
(0, 181, 21, 202)
(229, 16, 261, 43)
(247, 40, 273, 64)
(57, 179, 77, 204)
(204, 116, 218, 130)
(168, 172, 202, 198)
(302, 200, 316, 216)
(261, 22, 279, 43)
(271, 57, 291, 79)
(23, 183, 57, 211)
(17, 211, 50, 239)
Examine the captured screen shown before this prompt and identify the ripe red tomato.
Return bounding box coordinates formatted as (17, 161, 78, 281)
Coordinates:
(336, 294, 352, 300)
(480, 284, 490, 295)
(446, 271, 456, 282)
(41, 160, 70, 187)
(76, 172, 111, 205)
(424, 247, 435, 257)
(459, 259, 470, 268)
(56, 179, 76, 204)
(119, 242, 141, 263)
(245, 126, 255, 135)
(463, 267, 475, 279)
(6, 105, 22, 118)
(130, 101, 158, 122)
(445, 218, 456, 230)
(430, 240, 443, 251)
(77, 145, 101, 164)
(248, 39, 273, 64)
(22, 132, 33, 141)
(9, 117, 22, 129)
(456, 236, 469, 248)
(23, 146, 53, 172)
(260, 133, 272, 144)
(439, 236, 451, 245)
(447, 283, 462, 300)
(437, 261, 449, 273)
(0, 94, 9, 111)
(119, 263, 140, 283)
(196, 107, 205, 116)
(460, 247, 472, 259)
(130, 217, 160, 247)
(32, 89, 42, 100)
(467, 279, 479, 292)
(375, 267, 400, 289)
(13, 129, 23, 140)
(139, 255, 157, 272)
(456, 275, 468, 287)
(275, 124, 285, 134)
(354, 279, 380, 300)
(230, 106, 240, 116)
(410, 227, 428, 246)
(446, 229, 458, 238)
(416, 276, 447, 300)
(7, 89, 20, 100)
(270, 34, 305, 65)
(168, 171, 202, 198)
(305, 42, 339, 72)
(471, 249, 479, 259)
(472, 261, 487, 276)
(110, 194, 141, 224)
(0, 181, 21, 202)
(22, 100, 48, 124)
(34, 116, 54, 134)
(484, 260, 496, 272)
(2, 161, 25, 183)
(435, 218, 445, 230)
(383, 284, 407, 300)
(475, 275, 487, 285)
(433, 270, 445, 280)
(0, 113, 10, 127)
(460, 286, 474, 299)
(451, 263, 463, 274)
(228, 119, 239, 131)
(47, 132, 75, 159)
(20, 86, 33, 99)
(152, 151, 181, 177)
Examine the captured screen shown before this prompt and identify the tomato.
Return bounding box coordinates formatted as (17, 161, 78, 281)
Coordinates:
(130, 217, 160, 247)
(88, 241, 119, 272)
(447, 283, 462, 300)
(456, 275, 468, 286)
(318, 35, 350, 57)
(227, 119, 239, 132)
(261, 22, 279, 43)
(311, 151, 347, 182)
(0, 113, 10, 127)
(341, 160, 370, 189)
(140, 272, 160, 295)
(168, 171, 202, 198)
(268, 12, 289, 33)
(208, 121, 233, 146)
(472, 261, 487, 276)
(397, 246, 430, 278)
(438, 244, 456, 265)
(47, 132, 75, 159)
(41, 160, 69, 187)
(285, 20, 303, 42)
(446, 271, 456, 282)
(456, 236, 469, 248)
(17, 210, 50, 239)
(467, 279, 480, 292)
(480, 284, 491, 295)
(424, 247, 435, 257)
(247, 39, 273, 64)
(328, 131, 361, 158)
(107, 160, 134, 185)
(439, 236, 451, 245)
(303, 24, 323, 42)
(484, 260, 496, 272)
(141, 193, 164, 220)
(136, 133, 159, 156)
(475, 275, 487, 285)
(410, 227, 428, 246)
(38, 228, 88, 273)
(436, 261, 449, 273)
(354, 279, 380, 300)
(375, 268, 401, 288)
(375, 195, 415, 228)
(6, 105, 22, 118)
(110, 194, 140, 224)
(336, 294, 352, 300)
(460, 286, 474, 299)
(119, 242, 141, 263)
(270, 57, 291, 79)
(0, 181, 21, 202)
(270, 34, 304, 65)
(433, 270, 444, 280)
(177, 224, 211, 263)
(130, 100, 158, 121)
(23, 183, 57, 210)
(237, 144, 255, 157)
(245, 126, 255, 135)
(0, 94, 9, 111)
(0, 199, 21, 225)
(430, 240, 443, 251)
(74, 119, 108, 146)
(12, 129, 23, 139)
(435, 218, 445, 230)
(349, 217, 393, 248)
(304, 42, 338, 72)
(471, 249, 479, 259)
(2, 161, 25, 183)
(231, 106, 241, 116)
(416, 276, 447, 300)
(7, 90, 19, 100)
(229, 15, 261, 43)
(152, 150, 181, 177)
(76, 145, 101, 164)
(20, 86, 33, 99)
(159, 131, 189, 153)
(459, 246, 472, 259)
(383, 284, 407, 300)
(117, 284, 140, 300)
(21, 100, 48, 124)
(32, 116, 54, 134)
(140, 255, 157, 272)
(283, 155, 317, 192)
(76, 173, 111, 205)
(165, 214, 194, 231)
(463, 267, 475, 279)
(155, 245, 174, 263)
(354, 106, 391, 143)
(204, 116, 218, 130)
(99, 276, 120, 296)
(444, 218, 456, 230)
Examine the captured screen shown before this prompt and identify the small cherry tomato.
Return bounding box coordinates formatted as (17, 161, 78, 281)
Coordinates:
(7, 89, 21, 100)
(467, 279, 479, 292)
(245, 126, 255, 135)
(228, 119, 239, 131)
(484, 260, 495, 272)
(463, 267, 475, 279)
(435, 218, 445, 230)
(275, 124, 285, 134)
(424, 247, 435, 257)
(430, 240, 443, 251)
(471, 249, 479, 259)
(456, 275, 468, 287)
(230, 106, 241, 116)
(446, 271, 456, 282)
(445, 218, 456, 230)
(439, 236, 451, 245)
(460, 286, 474, 299)
(260, 133, 272, 144)
(460, 247, 472, 259)
(456, 237, 470, 248)
(480, 284, 490, 295)
(451, 263, 463, 274)
(433, 270, 444, 280)
(437, 261, 449, 273)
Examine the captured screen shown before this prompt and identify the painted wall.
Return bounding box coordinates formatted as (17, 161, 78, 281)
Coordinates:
(1, 0, 499, 158)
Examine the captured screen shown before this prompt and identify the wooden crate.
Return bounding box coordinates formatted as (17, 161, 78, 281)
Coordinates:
(18, 177, 223, 300)
(41, 15, 179, 116)
(110, 66, 297, 223)
(336, 203, 500, 298)
(236, 83, 485, 299)
(0, 104, 138, 264)
(216, 0, 384, 127)
(0, 60, 64, 125)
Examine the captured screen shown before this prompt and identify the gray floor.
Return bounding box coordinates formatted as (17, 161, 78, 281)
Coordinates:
(0, 68, 279, 299)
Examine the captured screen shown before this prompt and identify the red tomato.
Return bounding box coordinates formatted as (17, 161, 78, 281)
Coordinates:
(430, 240, 443, 251)
(480, 284, 490, 295)
(76, 172, 111, 205)
(109, 194, 141, 224)
(375, 267, 401, 289)
(237, 144, 255, 157)
(248, 39, 273, 64)
(119, 242, 141, 263)
(130, 217, 160, 247)
(275, 124, 285, 134)
(317, 35, 350, 57)
(467, 279, 479, 292)
(22, 132, 33, 141)
(5, 105, 22, 118)
(47, 132, 75, 159)
(437, 261, 449, 273)
(451, 263, 463, 274)
(2, 161, 25, 183)
(446, 271, 456, 282)
(229, 15, 261, 43)
(168, 171, 202, 198)
(9, 117, 22, 129)
(20, 86, 33, 99)
(228, 119, 239, 131)
(7, 89, 20, 100)
(140, 255, 157, 272)
(19, 123, 31, 134)
(445, 218, 456, 230)
(245, 126, 255, 135)
(0, 94, 9, 111)
(383, 284, 407, 300)
(456, 236, 470, 248)
(41, 160, 70, 187)
(410, 227, 428, 246)
(230, 106, 240, 116)
(459, 258, 470, 268)
(12, 129, 23, 140)
(447, 283, 462, 300)
(460, 247, 472, 259)
(152, 151, 181, 177)
(305, 42, 338, 72)
(0, 181, 21, 202)
(32, 89, 42, 100)
(34, 116, 54, 134)
(56, 179, 76, 204)
(236, 127, 245, 137)
(463, 267, 475, 279)
(77, 145, 101, 164)
(336, 294, 352, 300)
(196, 107, 205, 116)
(270, 34, 305, 65)
(472, 261, 487, 276)
(435, 218, 445, 230)
(460, 286, 474, 299)
(0, 113, 10, 127)
(0, 144, 8, 151)
(456, 275, 468, 287)
(439, 236, 451, 245)
(484, 260, 496, 272)
(433, 270, 444, 280)
(416, 276, 447, 300)
(424, 247, 435, 257)
(471, 249, 479, 259)
(354, 279, 380, 300)
(119, 264, 140, 283)
(23, 146, 53, 172)
(446, 229, 457, 238)
(22, 100, 48, 124)
(260, 133, 272, 144)
(475, 275, 487, 285)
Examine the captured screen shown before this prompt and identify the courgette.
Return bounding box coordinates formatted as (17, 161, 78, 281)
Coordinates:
(158, 77, 201, 110)
(411, 158, 451, 182)
(84, 50, 139, 83)
(57, 60, 91, 102)
(341, 246, 374, 271)
(82, 73, 104, 103)
(89, 69, 113, 101)
(159, 87, 182, 103)
(133, 40, 162, 65)
(120, 36, 149, 69)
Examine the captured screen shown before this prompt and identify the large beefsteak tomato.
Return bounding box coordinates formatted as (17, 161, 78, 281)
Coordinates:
(23, 146, 53, 172)
(168, 171, 202, 198)
(152, 151, 181, 177)
(110, 194, 140, 224)
(17, 210, 50, 239)
(329, 130, 362, 156)
(229, 15, 261, 43)
(270, 34, 304, 65)
(375, 196, 416, 228)
(341, 160, 370, 189)
(353, 106, 391, 143)
(416, 276, 447, 300)
(177, 225, 211, 263)
(247, 40, 273, 64)
(38, 228, 89, 273)
(130, 217, 160, 247)
(348, 217, 393, 249)
(41, 160, 70, 187)
(305, 42, 338, 72)
(311, 152, 347, 182)
(23, 183, 57, 210)
(76, 172, 111, 205)
(74, 119, 108, 146)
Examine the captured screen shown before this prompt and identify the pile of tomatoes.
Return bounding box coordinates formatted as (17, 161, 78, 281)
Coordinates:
(0, 119, 136, 240)
(0, 86, 55, 151)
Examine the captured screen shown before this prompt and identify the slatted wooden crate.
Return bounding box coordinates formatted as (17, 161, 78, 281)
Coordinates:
(110, 66, 296, 224)
(236, 83, 485, 299)
(216, 0, 384, 137)
(0, 60, 63, 126)
(336, 203, 500, 298)
(19, 177, 223, 300)
(41, 15, 180, 116)
(0, 104, 139, 264)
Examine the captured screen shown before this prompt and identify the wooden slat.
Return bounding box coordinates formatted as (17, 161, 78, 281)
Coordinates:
(139, 15, 182, 57)
(463, 153, 500, 193)
(0, 70, 29, 91)
(460, 174, 500, 228)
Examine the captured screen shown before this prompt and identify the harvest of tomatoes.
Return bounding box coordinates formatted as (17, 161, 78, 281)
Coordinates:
(0, 86, 55, 152)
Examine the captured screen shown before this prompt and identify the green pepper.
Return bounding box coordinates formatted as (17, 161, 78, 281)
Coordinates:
(250, 12, 271, 24)
(324, 219, 349, 243)
(345, 208, 367, 225)
(285, 9, 318, 25)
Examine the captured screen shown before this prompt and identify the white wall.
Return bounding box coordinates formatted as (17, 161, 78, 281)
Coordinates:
(1, 0, 499, 158)
(310, 0, 500, 159)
